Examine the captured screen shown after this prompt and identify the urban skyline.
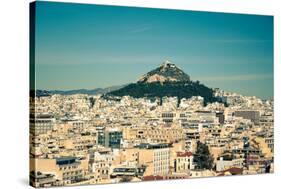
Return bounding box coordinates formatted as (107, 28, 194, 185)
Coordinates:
(30, 2, 274, 187)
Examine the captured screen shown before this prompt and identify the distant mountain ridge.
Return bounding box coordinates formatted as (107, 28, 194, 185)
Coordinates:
(35, 85, 125, 97)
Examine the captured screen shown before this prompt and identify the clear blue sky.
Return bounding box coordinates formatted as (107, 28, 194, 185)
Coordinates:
(34, 1, 273, 99)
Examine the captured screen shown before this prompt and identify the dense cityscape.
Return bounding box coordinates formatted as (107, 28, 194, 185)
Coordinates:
(30, 62, 274, 187)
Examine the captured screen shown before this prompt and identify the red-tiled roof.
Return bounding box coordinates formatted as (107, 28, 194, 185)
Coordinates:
(218, 167, 243, 175)
(142, 175, 164, 181)
(142, 175, 189, 181)
(176, 151, 193, 157)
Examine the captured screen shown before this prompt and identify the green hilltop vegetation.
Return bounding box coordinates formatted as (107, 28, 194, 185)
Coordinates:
(106, 81, 220, 105)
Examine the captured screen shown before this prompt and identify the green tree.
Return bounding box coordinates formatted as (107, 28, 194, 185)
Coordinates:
(194, 141, 214, 170)
(107, 81, 219, 105)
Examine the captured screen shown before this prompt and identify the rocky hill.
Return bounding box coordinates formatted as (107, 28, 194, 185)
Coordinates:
(107, 60, 220, 105)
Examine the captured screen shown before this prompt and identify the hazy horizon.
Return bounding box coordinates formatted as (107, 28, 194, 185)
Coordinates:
(34, 2, 273, 99)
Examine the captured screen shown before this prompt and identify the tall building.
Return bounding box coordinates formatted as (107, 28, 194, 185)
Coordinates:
(104, 130, 123, 149)
(30, 114, 55, 135)
(137, 143, 171, 176)
(234, 110, 260, 124)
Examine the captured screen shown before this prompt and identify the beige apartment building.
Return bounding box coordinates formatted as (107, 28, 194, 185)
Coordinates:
(137, 143, 171, 176)
(30, 156, 89, 185)
(174, 151, 194, 173)
(30, 114, 56, 135)
(122, 125, 184, 144)
(253, 137, 273, 158)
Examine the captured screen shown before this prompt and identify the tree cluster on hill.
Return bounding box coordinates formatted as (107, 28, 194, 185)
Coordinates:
(107, 81, 219, 105)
